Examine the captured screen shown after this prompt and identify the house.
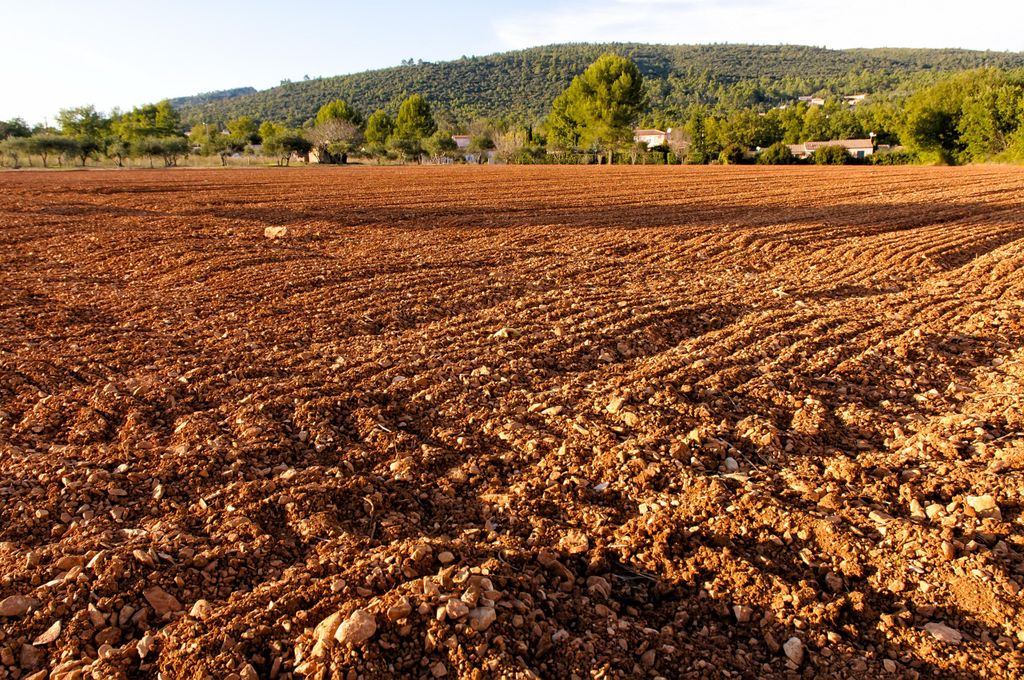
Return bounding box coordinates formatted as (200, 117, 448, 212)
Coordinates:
(450, 134, 494, 164)
(787, 139, 875, 160)
(798, 96, 826, 107)
(844, 93, 868, 106)
(634, 129, 669, 148)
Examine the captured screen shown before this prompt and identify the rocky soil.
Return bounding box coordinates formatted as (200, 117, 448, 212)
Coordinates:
(0, 165, 1022, 679)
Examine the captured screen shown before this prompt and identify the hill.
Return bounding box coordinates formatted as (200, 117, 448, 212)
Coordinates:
(173, 43, 1024, 127)
(168, 86, 256, 109)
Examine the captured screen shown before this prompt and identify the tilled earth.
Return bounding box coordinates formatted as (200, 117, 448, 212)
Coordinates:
(0, 165, 1022, 680)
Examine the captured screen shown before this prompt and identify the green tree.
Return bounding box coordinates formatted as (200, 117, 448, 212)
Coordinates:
(0, 137, 31, 167)
(261, 125, 311, 166)
(0, 118, 31, 139)
(364, 110, 394, 145)
(69, 135, 101, 166)
(718, 143, 746, 164)
(394, 95, 436, 141)
(547, 53, 645, 162)
(901, 72, 981, 164)
(57, 105, 109, 139)
(136, 136, 190, 167)
(315, 99, 362, 126)
(226, 115, 259, 146)
(113, 100, 182, 141)
(467, 134, 495, 163)
(757, 141, 797, 165)
(813, 144, 850, 165)
(27, 134, 69, 167)
(958, 75, 1024, 160)
(684, 109, 711, 164)
(424, 130, 458, 163)
(309, 99, 363, 163)
(105, 137, 131, 167)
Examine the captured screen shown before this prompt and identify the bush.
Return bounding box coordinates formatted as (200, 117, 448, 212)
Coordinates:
(813, 144, 851, 165)
(718, 143, 747, 165)
(869, 150, 919, 165)
(757, 142, 797, 165)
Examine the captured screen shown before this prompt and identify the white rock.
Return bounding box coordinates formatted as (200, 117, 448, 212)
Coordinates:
(143, 586, 182, 616)
(137, 634, 156, 659)
(606, 397, 625, 414)
(468, 606, 496, 631)
(490, 327, 521, 340)
(386, 598, 412, 622)
(924, 622, 962, 644)
(334, 609, 377, 646)
(264, 226, 288, 239)
(445, 598, 469, 619)
(732, 605, 754, 623)
(33, 620, 61, 646)
(965, 495, 1000, 519)
(783, 636, 804, 665)
(189, 599, 213, 620)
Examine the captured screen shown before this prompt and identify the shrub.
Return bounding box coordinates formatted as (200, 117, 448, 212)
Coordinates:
(718, 143, 747, 165)
(757, 142, 797, 165)
(869, 150, 919, 165)
(813, 144, 851, 165)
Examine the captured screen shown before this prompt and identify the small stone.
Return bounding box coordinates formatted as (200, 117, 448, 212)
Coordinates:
(264, 226, 288, 239)
(33, 620, 62, 646)
(189, 599, 213, 620)
(446, 598, 469, 619)
(137, 634, 156, 659)
(490, 327, 521, 340)
(0, 595, 40, 617)
(386, 598, 412, 622)
(640, 649, 657, 668)
(883, 659, 897, 673)
(143, 586, 182, 616)
(724, 457, 740, 473)
(20, 643, 44, 670)
(410, 544, 432, 561)
(431, 661, 448, 677)
(54, 555, 85, 571)
(94, 626, 121, 645)
(438, 551, 455, 564)
(924, 622, 962, 644)
(335, 609, 377, 646)
(468, 606, 496, 631)
(239, 663, 258, 680)
(606, 397, 625, 414)
(87, 603, 106, 627)
(733, 605, 754, 623)
(940, 541, 956, 561)
(558, 530, 589, 555)
(783, 636, 804, 665)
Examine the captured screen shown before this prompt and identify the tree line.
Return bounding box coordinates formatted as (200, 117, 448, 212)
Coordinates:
(2, 57, 1023, 168)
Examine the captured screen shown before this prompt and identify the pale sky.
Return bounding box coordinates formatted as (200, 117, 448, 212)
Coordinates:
(2, 0, 1022, 125)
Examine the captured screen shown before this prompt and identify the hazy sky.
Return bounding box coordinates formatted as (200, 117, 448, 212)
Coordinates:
(3, 0, 1022, 125)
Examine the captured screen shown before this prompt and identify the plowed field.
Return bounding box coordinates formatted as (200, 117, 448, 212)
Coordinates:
(1, 165, 1023, 680)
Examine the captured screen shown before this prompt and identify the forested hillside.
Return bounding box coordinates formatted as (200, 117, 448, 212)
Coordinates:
(167, 87, 256, 109)
(173, 43, 1024, 126)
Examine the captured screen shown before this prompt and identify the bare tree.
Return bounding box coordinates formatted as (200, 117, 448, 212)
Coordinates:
(306, 119, 361, 164)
